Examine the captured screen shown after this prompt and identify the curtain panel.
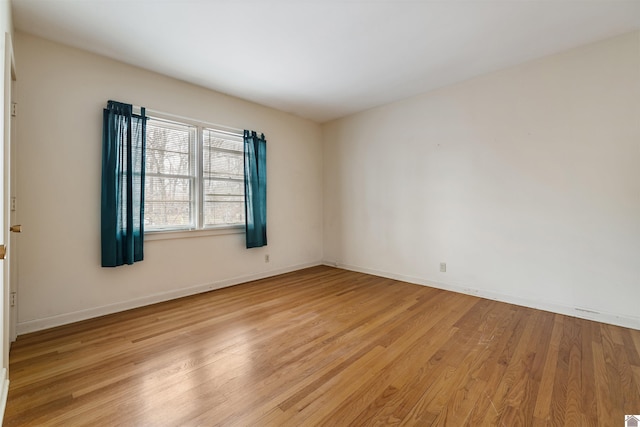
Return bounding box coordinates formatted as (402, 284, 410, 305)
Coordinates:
(243, 130, 267, 248)
(101, 100, 147, 267)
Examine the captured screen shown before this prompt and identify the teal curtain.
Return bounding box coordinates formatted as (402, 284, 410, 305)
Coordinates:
(101, 100, 146, 267)
(244, 130, 267, 248)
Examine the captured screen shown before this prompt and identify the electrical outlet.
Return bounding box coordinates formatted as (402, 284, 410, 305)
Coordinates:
(265, 254, 270, 263)
(440, 262, 446, 273)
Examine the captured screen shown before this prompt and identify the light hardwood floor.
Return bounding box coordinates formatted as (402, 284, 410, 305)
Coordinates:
(5, 266, 640, 426)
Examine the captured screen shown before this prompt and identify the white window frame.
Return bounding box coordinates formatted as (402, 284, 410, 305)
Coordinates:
(143, 110, 245, 240)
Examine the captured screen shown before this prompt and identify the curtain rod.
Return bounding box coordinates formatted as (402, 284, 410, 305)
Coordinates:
(133, 105, 245, 136)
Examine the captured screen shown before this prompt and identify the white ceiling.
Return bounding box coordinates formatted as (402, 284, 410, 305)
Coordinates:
(12, 0, 640, 123)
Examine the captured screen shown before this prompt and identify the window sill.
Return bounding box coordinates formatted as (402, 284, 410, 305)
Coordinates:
(145, 225, 244, 242)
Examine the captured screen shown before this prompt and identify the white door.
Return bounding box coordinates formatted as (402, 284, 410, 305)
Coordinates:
(8, 75, 15, 344)
(0, 31, 14, 414)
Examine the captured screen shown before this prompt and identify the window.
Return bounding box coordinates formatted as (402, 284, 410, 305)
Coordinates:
(145, 118, 196, 230)
(144, 115, 245, 232)
(202, 129, 245, 227)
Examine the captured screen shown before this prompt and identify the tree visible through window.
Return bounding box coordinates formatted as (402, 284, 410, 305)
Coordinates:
(144, 116, 245, 232)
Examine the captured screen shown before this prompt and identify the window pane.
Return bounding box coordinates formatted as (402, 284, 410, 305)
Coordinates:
(203, 178, 243, 196)
(203, 129, 245, 227)
(146, 176, 191, 202)
(203, 148, 243, 176)
(144, 201, 192, 229)
(144, 118, 195, 230)
(204, 201, 245, 226)
(147, 122, 191, 153)
(146, 149, 190, 175)
(203, 130, 243, 152)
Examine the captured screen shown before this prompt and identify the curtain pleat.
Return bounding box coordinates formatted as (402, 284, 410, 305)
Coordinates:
(244, 130, 267, 248)
(101, 100, 146, 267)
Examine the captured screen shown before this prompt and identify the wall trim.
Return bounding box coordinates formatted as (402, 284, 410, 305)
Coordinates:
(16, 261, 322, 335)
(323, 260, 640, 331)
(19, 259, 639, 335)
(0, 368, 8, 425)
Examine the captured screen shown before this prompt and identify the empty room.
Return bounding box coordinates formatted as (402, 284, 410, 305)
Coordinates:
(0, 0, 639, 425)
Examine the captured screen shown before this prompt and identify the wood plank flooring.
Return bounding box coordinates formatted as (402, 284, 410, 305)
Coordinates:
(5, 266, 640, 426)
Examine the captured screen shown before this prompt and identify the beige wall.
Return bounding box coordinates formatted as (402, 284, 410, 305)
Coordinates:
(323, 31, 640, 328)
(14, 32, 324, 333)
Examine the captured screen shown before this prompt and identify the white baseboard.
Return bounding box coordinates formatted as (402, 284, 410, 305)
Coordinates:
(0, 368, 8, 425)
(17, 261, 322, 335)
(323, 260, 640, 331)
